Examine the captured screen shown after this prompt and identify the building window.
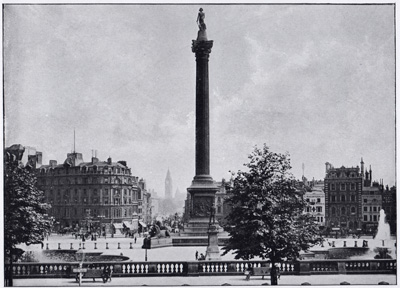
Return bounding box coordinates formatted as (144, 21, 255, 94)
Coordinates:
(370, 215, 373, 221)
(341, 195, 346, 202)
(341, 207, 346, 215)
(320, 217, 323, 222)
(340, 183, 346, 191)
(351, 195, 355, 201)
(364, 206, 367, 212)
(331, 195, 336, 202)
(373, 215, 377, 222)
(317, 207, 322, 213)
(317, 198, 321, 203)
(331, 183, 335, 190)
(332, 207, 336, 215)
(373, 206, 377, 212)
(364, 215, 368, 221)
(351, 207, 356, 214)
(363, 198, 367, 203)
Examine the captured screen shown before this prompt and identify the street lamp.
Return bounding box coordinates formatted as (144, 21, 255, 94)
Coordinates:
(98, 215, 105, 238)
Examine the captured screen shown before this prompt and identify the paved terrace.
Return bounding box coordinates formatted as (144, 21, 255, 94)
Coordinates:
(11, 234, 396, 286)
(13, 273, 396, 286)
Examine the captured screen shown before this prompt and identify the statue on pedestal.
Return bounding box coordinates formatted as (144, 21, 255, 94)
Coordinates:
(197, 8, 206, 31)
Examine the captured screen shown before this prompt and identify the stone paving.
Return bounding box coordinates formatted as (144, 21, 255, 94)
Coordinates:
(20, 234, 239, 262)
(13, 273, 397, 286)
(14, 234, 397, 286)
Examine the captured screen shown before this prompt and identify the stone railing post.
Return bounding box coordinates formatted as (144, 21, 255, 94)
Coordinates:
(299, 261, 311, 275)
(187, 262, 200, 276)
(338, 261, 346, 274)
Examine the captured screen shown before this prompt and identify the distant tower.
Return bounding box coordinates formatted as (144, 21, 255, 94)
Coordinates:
(165, 169, 173, 199)
(360, 158, 364, 178)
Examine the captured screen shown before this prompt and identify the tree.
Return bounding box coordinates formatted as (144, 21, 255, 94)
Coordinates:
(222, 145, 323, 285)
(4, 152, 52, 286)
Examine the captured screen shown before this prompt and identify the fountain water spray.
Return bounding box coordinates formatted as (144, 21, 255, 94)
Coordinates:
(375, 209, 391, 242)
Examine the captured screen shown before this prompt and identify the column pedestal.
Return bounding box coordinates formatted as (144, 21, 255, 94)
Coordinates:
(181, 177, 219, 237)
(205, 224, 221, 260)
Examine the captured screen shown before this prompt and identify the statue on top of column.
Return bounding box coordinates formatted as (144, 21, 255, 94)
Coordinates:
(197, 8, 206, 31)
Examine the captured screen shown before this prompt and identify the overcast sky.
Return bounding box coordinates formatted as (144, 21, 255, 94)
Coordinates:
(4, 4, 396, 197)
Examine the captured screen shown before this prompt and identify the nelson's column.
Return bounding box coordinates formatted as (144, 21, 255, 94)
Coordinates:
(182, 8, 220, 240)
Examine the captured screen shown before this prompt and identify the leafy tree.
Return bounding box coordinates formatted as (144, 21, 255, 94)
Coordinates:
(222, 145, 323, 285)
(4, 153, 52, 286)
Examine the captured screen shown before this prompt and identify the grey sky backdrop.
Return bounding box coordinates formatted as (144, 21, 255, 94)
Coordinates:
(4, 4, 395, 198)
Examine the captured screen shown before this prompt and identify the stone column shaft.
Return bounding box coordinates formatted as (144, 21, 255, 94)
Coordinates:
(193, 40, 213, 178)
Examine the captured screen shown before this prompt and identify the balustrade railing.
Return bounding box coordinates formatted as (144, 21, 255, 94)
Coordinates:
(5, 259, 396, 279)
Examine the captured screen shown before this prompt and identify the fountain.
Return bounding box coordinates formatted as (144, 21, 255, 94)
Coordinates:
(375, 209, 391, 242)
(372, 209, 393, 259)
(309, 209, 395, 260)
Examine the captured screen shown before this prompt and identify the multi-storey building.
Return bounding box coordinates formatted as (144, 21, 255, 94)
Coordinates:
(361, 183, 382, 234)
(304, 180, 325, 227)
(382, 185, 396, 235)
(34, 151, 150, 234)
(324, 161, 363, 235)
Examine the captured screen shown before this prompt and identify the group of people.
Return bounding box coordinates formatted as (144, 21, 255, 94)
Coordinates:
(195, 250, 206, 261)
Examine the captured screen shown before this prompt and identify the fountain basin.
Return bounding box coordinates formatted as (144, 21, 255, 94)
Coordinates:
(41, 250, 129, 262)
(327, 247, 369, 259)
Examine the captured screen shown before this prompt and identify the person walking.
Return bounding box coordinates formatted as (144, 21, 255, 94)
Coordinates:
(195, 250, 199, 260)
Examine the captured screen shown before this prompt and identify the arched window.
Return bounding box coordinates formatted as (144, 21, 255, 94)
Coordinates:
(351, 206, 356, 214)
(341, 195, 346, 202)
(341, 207, 346, 215)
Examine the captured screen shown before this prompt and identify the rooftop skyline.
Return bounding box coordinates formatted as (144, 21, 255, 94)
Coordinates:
(4, 4, 395, 196)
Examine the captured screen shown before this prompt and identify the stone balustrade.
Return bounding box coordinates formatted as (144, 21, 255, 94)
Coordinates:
(5, 259, 396, 279)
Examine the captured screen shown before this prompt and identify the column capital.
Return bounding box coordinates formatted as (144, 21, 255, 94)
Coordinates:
(192, 40, 213, 57)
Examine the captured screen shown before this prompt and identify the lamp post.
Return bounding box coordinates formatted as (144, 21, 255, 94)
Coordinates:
(97, 215, 105, 239)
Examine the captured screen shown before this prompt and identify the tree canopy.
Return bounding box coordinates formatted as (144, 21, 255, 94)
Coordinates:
(4, 155, 52, 262)
(222, 145, 322, 284)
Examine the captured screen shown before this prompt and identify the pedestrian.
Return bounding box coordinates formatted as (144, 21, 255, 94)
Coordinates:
(134, 237, 137, 244)
(195, 250, 198, 260)
(40, 242, 44, 249)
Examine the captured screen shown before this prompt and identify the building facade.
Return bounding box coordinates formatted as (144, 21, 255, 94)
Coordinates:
(304, 180, 325, 227)
(35, 151, 150, 234)
(361, 184, 382, 235)
(382, 185, 396, 235)
(324, 162, 363, 235)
